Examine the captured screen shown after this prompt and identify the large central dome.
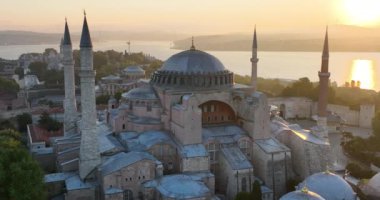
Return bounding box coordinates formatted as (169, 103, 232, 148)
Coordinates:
(151, 47, 233, 89)
(160, 49, 226, 73)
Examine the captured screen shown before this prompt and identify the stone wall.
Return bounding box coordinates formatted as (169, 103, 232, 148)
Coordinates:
(268, 97, 313, 119)
(181, 156, 209, 173)
(100, 159, 161, 200)
(275, 130, 330, 179)
(269, 97, 375, 128)
(65, 187, 96, 200)
(359, 104, 375, 128)
(252, 142, 292, 199)
(217, 153, 254, 200)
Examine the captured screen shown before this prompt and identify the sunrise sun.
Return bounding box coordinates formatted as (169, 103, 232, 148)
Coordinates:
(342, 0, 380, 26)
(350, 59, 375, 90)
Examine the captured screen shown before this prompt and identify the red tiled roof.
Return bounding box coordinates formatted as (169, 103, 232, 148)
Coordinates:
(28, 124, 63, 145)
(31, 107, 64, 115)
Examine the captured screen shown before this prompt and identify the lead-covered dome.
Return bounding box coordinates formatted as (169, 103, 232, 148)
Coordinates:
(280, 188, 325, 200)
(150, 47, 233, 89)
(161, 50, 226, 73)
(298, 171, 356, 200)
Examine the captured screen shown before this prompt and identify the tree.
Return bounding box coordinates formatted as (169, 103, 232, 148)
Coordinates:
(28, 61, 48, 80)
(15, 67, 24, 79)
(38, 112, 62, 131)
(234, 192, 251, 200)
(114, 91, 122, 102)
(16, 113, 32, 132)
(0, 119, 16, 131)
(0, 129, 46, 200)
(372, 111, 380, 138)
(0, 76, 20, 94)
(251, 180, 262, 200)
(96, 94, 110, 105)
(281, 77, 315, 99)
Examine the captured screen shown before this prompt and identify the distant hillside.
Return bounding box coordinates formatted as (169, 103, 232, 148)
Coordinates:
(0, 30, 187, 45)
(173, 25, 380, 52)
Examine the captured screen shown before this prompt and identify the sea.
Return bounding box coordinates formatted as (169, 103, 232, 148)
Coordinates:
(1, 40, 379, 90)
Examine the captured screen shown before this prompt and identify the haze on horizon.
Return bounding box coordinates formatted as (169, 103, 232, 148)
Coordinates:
(2, 0, 380, 34)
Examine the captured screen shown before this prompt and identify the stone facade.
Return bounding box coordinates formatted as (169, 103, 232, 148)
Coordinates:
(252, 138, 293, 199)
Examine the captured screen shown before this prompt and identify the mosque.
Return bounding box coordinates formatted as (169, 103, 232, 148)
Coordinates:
(44, 13, 361, 200)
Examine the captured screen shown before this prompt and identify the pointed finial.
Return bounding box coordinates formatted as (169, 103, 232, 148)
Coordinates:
(65, 17, 67, 22)
(301, 186, 309, 193)
(84, 9, 86, 16)
(190, 36, 195, 50)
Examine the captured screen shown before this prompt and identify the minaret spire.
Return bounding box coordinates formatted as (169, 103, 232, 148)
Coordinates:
(80, 11, 92, 48)
(62, 19, 77, 136)
(253, 25, 257, 49)
(250, 25, 259, 92)
(78, 13, 101, 179)
(321, 26, 329, 73)
(317, 27, 331, 140)
(63, 19, 72, 45)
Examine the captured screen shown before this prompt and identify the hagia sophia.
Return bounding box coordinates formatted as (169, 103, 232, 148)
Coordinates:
(41, 13, 380, 200)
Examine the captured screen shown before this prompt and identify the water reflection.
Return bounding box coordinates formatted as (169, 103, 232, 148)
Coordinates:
(349, 59, 375, 90)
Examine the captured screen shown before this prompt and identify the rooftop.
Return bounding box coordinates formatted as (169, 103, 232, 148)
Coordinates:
(121, 85, 158, 100)
(221, 147, 253, 170)
(65, 174, 95, 191)
(255, 137, 290, 154)
(28, 124, 63, 145)
(181, 144, 208, 158)
(120, 130, 176, 151)
(99, 151, 161, 176)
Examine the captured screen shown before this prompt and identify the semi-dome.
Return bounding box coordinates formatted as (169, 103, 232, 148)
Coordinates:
(280, 188, 325, 200)
(160, 49, 226, 73)
(121, 86, 158, 100)
(150, 47, 233, 89)
(298, 171, 356, 200)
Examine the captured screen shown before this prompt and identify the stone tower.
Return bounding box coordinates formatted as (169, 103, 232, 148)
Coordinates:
(317, 28, 330, 140)
(250, 26, 259, 92)
(62, 20, 78, 136)
(78, 13, 101, 179)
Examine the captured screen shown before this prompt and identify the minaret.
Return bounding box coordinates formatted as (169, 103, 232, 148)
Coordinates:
(62, 19, 77, 136)
(78, 12, 101, 179)
(250, 26, 259, 92)
(317, 27, 330, 140)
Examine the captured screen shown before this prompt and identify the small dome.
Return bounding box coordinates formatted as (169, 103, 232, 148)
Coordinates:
(123, 65, 145, 74)
(122, 86, 158, 100)
(101, 75, 121, 81)
(368, 172, 380, 190)
(298, 171, 356, 200)
(160, 49, 226, 73)
(156, 174, 210, 199)
(280, 189, 325, 200)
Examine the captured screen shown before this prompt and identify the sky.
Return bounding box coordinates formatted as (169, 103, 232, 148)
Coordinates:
(0, 0, 379, 34)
